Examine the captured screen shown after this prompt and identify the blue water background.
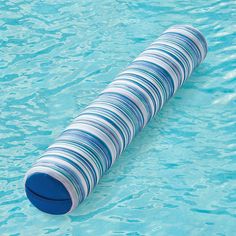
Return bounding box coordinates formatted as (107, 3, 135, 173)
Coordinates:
(0, 0, 236, 235)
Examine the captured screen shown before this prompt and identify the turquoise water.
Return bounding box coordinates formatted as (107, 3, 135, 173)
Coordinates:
(0, 0, 236, 235)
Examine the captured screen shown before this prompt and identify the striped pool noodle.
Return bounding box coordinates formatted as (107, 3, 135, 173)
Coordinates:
(25, 25, 207, 215)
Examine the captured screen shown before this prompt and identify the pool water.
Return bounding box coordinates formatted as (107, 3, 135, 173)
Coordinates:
(0, 0, 236, 235)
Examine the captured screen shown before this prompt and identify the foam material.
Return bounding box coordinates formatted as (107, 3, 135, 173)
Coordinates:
(25, 25, 207, 214)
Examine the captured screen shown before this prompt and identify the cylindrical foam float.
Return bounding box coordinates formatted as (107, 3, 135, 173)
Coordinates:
(25, 25, 207, 214)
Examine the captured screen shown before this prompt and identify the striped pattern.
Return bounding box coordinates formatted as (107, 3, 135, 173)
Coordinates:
(25, 25, 207, 213)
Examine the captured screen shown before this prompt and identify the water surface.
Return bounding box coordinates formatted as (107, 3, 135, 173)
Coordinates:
(0, 0, 236, 235)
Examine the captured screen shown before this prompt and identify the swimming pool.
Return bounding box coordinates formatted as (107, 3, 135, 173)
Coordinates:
(0, 0, 235, 235)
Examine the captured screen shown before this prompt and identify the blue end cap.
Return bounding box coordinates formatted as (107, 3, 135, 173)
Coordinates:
(25, 173, 72, 215)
